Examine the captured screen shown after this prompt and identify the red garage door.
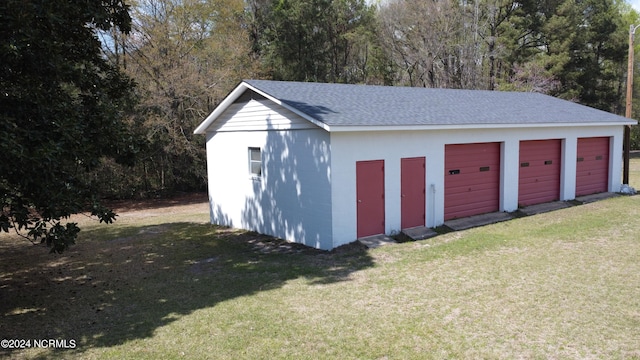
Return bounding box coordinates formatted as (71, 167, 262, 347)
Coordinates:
(356, 160, 385, 238)
(518, 139, 562, 206)
(576, 137, 609, 196)
(445, 143, 500, 220)
(401, 157, 426, 229)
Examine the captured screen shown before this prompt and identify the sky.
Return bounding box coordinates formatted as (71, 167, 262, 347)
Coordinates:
(630, 0, 640, 11)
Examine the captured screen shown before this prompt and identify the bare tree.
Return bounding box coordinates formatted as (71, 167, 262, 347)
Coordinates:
(378, 0, 486, 89)
(96, 0, 262, 196)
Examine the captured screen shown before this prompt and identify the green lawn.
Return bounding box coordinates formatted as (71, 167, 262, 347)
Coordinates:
(2, 161, 640, 359)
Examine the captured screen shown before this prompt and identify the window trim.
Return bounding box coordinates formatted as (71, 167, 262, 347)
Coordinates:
(248, 147, 262, 177)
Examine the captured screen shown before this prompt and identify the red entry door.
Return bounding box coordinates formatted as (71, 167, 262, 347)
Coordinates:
(401, 157, 426, 229)
(356, 160, 385, 238)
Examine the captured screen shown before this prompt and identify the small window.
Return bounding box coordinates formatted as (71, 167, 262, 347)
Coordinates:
(249, 147, 262, 176)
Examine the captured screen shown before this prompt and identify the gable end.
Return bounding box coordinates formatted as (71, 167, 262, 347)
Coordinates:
(209, 90, 319, 132)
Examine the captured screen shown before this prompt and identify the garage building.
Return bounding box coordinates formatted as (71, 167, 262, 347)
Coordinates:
(195, 80, 636, 250)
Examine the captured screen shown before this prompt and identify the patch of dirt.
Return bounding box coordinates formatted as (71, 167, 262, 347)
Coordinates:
(239, 234, 369, 256)
(103, 192, 208, 213)
(247, 237, 313, 254)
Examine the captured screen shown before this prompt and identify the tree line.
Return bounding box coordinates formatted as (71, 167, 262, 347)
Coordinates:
(2, 0, 639, 251)
(95, 0, 640, 199)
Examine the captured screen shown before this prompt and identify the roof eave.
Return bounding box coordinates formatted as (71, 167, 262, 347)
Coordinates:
(327, 121, 637, 132)
(193, 81, 247, 134)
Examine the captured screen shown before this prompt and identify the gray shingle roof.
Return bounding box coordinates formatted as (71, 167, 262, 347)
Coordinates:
(245, 79, 634, 127)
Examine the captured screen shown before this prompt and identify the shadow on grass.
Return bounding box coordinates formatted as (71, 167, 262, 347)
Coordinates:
(0, 222, 374, 358)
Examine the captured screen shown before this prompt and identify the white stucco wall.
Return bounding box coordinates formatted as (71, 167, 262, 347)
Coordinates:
(329, 125, 625, 248)
(205, 97, 333, 250)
